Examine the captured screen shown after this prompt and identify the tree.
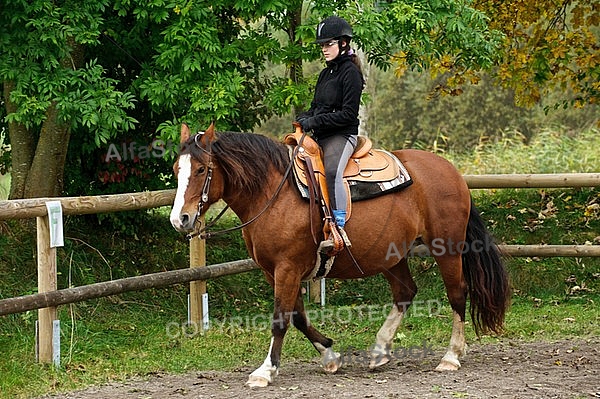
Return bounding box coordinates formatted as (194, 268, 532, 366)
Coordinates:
(259, 0, 507, 133)
(0, 0, 136, 199)
(2, 0, 506, 200)
(475, 0, 599, 108)
(138, 1, 302, 139)
(346, 0, 504, 90)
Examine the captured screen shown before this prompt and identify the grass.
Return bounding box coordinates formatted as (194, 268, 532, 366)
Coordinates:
(447, 128, 600, 174)
(1, 129, 599, 398)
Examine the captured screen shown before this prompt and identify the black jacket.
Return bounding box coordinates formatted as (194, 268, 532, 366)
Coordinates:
(298, 54, 363, 139)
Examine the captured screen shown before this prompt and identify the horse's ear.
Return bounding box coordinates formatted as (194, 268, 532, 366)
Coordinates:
(180, 123, 191, 144)
(202, 121, 216, 143)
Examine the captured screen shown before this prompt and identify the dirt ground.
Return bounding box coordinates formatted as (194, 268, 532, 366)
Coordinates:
(40, 339, 600, 399)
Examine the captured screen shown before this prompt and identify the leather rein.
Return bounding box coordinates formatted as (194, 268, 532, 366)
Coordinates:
(185, 131, 305, 240)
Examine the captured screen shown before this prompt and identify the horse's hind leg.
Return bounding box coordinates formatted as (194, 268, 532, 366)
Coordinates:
(433, 252, 468, 371)
(290, 289, 341, 373)
(369, 258, 417, 369)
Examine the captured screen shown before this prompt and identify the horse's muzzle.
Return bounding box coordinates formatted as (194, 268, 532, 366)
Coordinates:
(170, 211, 196, 233)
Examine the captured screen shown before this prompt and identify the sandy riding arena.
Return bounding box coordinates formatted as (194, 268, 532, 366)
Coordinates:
(40, 338, 600, 399)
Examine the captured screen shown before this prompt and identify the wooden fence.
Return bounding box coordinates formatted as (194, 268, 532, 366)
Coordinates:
(0, 173, 599, 364)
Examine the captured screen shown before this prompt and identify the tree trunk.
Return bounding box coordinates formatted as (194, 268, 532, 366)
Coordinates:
(287, 3, 303, 117)
(5, 90, 71, 199)
(5, 39, 84, 199)
(4, 81, 35, 200)
(23, 102, 71, 198)
(358, 48, 370, 137)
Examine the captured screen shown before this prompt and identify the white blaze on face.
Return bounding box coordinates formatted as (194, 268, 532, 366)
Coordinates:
(170, 154, 192, 229)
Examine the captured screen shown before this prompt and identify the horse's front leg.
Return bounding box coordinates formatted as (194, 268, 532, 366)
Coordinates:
(246, 267, 300, 388)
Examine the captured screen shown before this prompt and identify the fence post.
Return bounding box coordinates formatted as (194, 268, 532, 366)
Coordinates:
(189, 216, 206, 330)
(36, 215, 57, 363)
(309, 280, 322, 305)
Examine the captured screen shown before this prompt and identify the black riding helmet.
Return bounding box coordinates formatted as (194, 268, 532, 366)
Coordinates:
(314, 16, 353, 44)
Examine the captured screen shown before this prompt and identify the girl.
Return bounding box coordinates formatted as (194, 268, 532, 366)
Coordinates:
(297, 16, 365, 248)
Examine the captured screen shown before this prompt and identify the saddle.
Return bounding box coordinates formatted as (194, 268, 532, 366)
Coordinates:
(283, 124, 412, 218)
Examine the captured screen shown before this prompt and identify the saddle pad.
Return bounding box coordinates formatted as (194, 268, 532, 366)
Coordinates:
(290, 147, 413, 203)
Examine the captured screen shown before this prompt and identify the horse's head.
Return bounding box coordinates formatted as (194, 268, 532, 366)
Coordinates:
(170, 122, 224, 233)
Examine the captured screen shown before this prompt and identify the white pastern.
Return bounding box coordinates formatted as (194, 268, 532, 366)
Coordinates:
(169, 154, 192, 229)
(370, 304, 404, 368)
(314, 342, 342, 373)
(246, 337, 278, 387)
(436, 311, 466, 371)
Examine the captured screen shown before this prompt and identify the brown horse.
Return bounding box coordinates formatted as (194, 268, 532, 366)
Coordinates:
(170, 123, 510, 388)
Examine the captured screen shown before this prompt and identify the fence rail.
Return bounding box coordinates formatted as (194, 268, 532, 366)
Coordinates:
(1, 173, 598, 220)
(2, 243, 600, 317)
(0, 259, 257, 316)
(463, 173, 600, 188)
(0, 190, 175, 220)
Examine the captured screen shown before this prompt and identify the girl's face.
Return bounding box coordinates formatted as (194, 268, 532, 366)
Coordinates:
(321, 39, 344, 62)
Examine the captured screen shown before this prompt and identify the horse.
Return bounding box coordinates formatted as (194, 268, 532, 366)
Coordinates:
(170, 123, 510, 388)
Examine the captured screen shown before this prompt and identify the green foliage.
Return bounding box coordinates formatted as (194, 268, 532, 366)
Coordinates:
(0, 0, 137, 139)
(2, 0, 595, 200)
(0, 175, 9, 200)
(448, 129, 600, 174)
(0, 129, 9, 177)
(265, 76, 315, 115)
(476, 0, 600, 107)
(0, 0, 527, 201)
(302, 0, 505, 97)
(138, 1, 283, 140)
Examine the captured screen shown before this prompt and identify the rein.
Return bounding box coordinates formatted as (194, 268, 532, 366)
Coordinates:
(185, 131, 306, 240)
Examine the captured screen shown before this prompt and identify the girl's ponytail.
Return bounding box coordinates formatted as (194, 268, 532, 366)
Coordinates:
(348, 48, 365, 87)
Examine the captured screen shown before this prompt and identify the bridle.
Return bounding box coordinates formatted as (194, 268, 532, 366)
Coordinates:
(184, 130, 300, 240)
(185, 132, 214, 239)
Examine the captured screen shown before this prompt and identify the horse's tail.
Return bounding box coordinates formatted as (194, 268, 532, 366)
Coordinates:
(462, 199, 511, 335)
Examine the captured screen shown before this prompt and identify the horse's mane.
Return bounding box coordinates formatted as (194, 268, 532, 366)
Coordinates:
(208, 131, 290, 195)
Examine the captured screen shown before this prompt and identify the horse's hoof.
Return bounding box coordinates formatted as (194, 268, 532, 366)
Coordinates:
(435, 359, 460, 371)
(322, 348, 341, 373)
(246, 375, 270, 388)
(322, 361, 340, 373)
(369, 355, 391, 369)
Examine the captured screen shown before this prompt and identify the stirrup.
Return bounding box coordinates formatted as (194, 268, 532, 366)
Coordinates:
(318, 219, 344, 258)
(337, 227, 352, 248)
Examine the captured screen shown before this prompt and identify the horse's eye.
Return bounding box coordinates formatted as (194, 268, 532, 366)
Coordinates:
(196, 166, 206, 176)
